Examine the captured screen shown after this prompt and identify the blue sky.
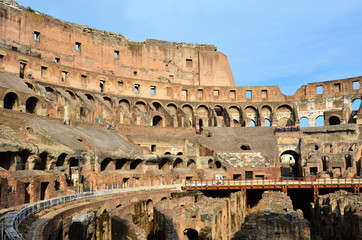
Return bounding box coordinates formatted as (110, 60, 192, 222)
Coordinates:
(17, 0, 362, 95)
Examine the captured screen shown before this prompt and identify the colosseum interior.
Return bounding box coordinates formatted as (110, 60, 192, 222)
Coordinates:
(0, 1, 361, 239)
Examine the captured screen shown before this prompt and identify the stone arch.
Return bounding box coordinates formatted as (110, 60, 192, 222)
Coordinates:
(56, 153, 67, 167)
(34, 152, 48, 170)
(3, 92, 19, 110)
(299, 117, 309, 127)
(173, 158, 183, 168)
(184, 228, 199, 240)
(130, 159, 142, 170)
(161, 197, 167, 201)
(159, 158, 170, 170)
(167, 103, 177, 115)
(65, 89, 76, 100)
(152, 101, 162, 111)
(329, 116, 340, 125)
(119, 99, 130, 111)
(85, 93, 95, 102)
(352, 98, 361, 111)
(264, 119, 271, 126)
(25, 81, 36, 91)
(208, 159, 214, 169)
(182, 104, 194, 126)
(116, 159, 128, 170)
(214, 105, 224, 117)
(103, 96, 113, 108)
(280, 150, 301, 177)
(101, 158, 112, 171)
(196, 105, 209, 117)
(276, 105, 294, 126)
(316, 115, 324, 127)
(261, 105, 272, 126)
(245, 105, 258, 127)
(135, 101, 147, 112)
(152, 115, 163, 127)
(215, 160, 222, 168)
(44, 86, 56, 101)
(26, 97, 39, 113)
(228, 106, 241, 125)
(187, 159, 196, 168)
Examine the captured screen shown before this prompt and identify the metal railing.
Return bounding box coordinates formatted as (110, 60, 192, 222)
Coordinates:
(3, 182, 180, 240)
(184, 177, 362, 188)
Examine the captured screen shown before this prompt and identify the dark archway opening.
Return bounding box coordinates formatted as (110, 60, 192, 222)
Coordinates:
(184, 228, 199, 240)
(280, 150, 301, 177)
(240, 145, 251, 150)
(56, 153, 67, 167)
(159, 158, 169, 170)
(187, 159, 196, 168)
(215, 161, 222, 168)
(345, 155, 352, 169)
(153, 102, 162, 111)
(4, 92, 18, 110)
(40, 182, 49, 200)
(101, 158, 112, 171)
(26, 97, 39, 113)
(329, 116, 340, 125)
(130, 159, 142, 170)
(116, 159, 128, 170)
(152, 116, 163, 126)
(173, 158, 183, 168)
(68, 157, 78, 177)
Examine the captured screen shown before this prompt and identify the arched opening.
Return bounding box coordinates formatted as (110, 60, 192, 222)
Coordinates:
(119, 99, 130, 111)
(329, 116, 340, 125)
(85, 93, 95, 102)
(280, 150, 301, 177)
(299, 117, 309, 127)
(25, 82, 35, 91)
(197, 105, 209, 127)
(184, 228, 199, 240)
(65, 90, 76, 100)
(45, 87, 56, 101)
(101, 158, 112, 171)
(240, 145, 251, 150)
(264, 119, 271, 126)
(229, 106, 241, 126)
(4, 92, 18, 110)
(116, 159, 128, 170)
(167, 103, 177, 115)
(187, 159, 196, 168)
(345, 154, 352, 169)
(152, 115, 163, 127)
(214, 105, 223, 116)
(177, 152, 183, 155)
(315, 116, 324, 127)
(173, 158, 183, 168)
(26, 97, 39, 113)
(164, 152, 171, 155)
(208, 159, 214, 169)
(182, 104, 193, 126)
(56, 153, 67, 167)
(215, 161, 222, 168)
(103, 96, 113, 108)
(130, 159, 142, 170)
(33, 152, 47, 170)
(352, 99, 361, 111)
(136, 101, 147, 112)
(322, 156, 329, 171)
(276, 105, 294, 126)
(159, 158, 169, 170)
(152, 102, 162, 111)
(161, 197, 167, 201)
(245, 106, 258, 127)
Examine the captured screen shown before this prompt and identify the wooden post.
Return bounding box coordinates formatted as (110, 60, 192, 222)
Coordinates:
(313, 186, 319, 204)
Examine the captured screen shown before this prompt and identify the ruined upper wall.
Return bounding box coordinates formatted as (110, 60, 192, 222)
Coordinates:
(0, 0, 235, 87)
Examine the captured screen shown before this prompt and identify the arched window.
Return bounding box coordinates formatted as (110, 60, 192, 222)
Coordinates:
(3, 92, 18, 110)
(130, 159, 142, 170)
(299, 117, 309, 127)
(329, 116, 340, 125)
(26, 97, 39, 113)
(101, 158, 112, 171)
(264, 119, 271, 126)
(352, 99, 361, 111)
(152, 116, 163, 126)
(315, 116, 324, 127)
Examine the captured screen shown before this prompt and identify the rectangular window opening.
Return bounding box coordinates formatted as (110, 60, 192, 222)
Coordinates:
(246, 90, 252, 98)
(0, 54, 4, 66)
(33, 31, 40, 42)
(75, 42, 81, 52)
(167, 87, 172, 97)
(233, 174, 241, 180)
(61, 71, 68, 82)
(169, 74, 174, 80)
(55, 57, 60, 63)
(100, 80, 105, 93)
(151, 144, 156, 152)
(135, 84, 140, 94)
(114, 50, 119, 59)
(186, 59, 192, 68)
(181, 89, 188, 100)
(334, 83, 341, 92)
(118, 81, 124, 87)
(353, 81, 360, 90)
(150, 86, 156, 95)
(230, 90, 236, 99)
(198, 89, 203, 99)
(81, 75, 88, 86)
(262, 89, 268, 98)
(19, 62, 26, 79)
(316, 85, 323, 95)
(213, 90, 219, 98)
(41, 66, 47, 77)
